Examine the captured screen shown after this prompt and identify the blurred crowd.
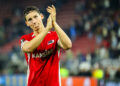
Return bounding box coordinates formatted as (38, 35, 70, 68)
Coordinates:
(60, 0, 120, 81)
(0, 0, 120, 81)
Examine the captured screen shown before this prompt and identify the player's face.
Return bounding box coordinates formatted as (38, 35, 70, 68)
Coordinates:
(25, 11, 43, 31)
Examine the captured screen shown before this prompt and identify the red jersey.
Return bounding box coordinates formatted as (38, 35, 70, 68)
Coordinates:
(19, 31, 61, 86)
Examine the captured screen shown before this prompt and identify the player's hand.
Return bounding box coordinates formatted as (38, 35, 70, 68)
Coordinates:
(47, 5, 56, 23)
(46, 15, 52, 30)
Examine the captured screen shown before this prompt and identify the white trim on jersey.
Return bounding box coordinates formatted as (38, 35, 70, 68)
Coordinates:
(59, 62, 61, 86)
(48, 31, 51, 33)
(21, 41, 28, 49)
(26, 53, 30, 86)
(58, 50, 61, 86)
(26, 65, 30, 86)
(32, 34, 35, 37)
(27, 53, 30, 63)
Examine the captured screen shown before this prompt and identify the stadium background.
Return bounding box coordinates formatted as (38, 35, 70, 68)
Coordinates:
(0, 0, 120, 86)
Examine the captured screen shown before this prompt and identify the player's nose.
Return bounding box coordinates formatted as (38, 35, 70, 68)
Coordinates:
(32, 19, 37, 24)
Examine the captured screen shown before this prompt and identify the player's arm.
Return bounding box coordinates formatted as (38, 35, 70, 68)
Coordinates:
(22, 15, 52, 53)
(54, 22, 72, 50)
(47, 5, 72, 50)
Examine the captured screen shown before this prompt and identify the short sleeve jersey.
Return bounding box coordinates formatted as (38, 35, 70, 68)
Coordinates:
(19, 31, 61, 86)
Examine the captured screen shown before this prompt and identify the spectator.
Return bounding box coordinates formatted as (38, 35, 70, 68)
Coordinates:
(115, 67, 120, 79)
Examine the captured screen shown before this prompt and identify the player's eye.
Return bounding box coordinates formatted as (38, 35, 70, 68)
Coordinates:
(28, 18, 32, 21)
(34, 15, 38, 18)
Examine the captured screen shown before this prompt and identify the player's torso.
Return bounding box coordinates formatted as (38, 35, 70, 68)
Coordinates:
(32, 32, 57, 58)
(26, 32, 60, 86)
(24, 32, 60, 86)
(27, 31, 58, 69)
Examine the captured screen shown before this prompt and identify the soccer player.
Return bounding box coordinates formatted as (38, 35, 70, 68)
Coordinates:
(19, 5, 72, 86)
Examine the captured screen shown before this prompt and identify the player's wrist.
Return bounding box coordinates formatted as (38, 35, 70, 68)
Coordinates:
(53, 21, 58, 28)
(52, 17, 56, 23)
(46, 26, 51, 31)
(53, 21, 57, 25)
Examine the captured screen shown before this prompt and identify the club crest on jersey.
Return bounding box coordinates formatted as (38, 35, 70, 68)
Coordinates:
(48, 40, 54, 45)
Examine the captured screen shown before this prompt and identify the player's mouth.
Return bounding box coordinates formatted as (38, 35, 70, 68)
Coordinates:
(34, 24, 39, 28)
(35, 26, 39, 28)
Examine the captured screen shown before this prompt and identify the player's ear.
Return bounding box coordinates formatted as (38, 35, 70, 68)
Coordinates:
(25, 21, 29, 27)
(40, 13, 44, 20)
